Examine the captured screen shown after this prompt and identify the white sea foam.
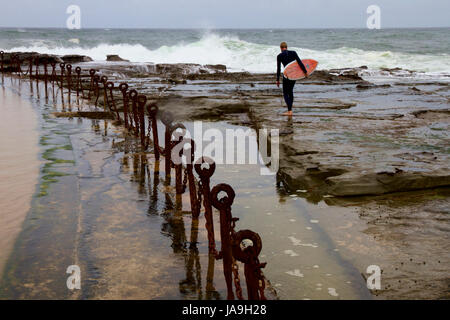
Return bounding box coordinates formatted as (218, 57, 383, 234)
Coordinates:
(3, 34, 449, 78)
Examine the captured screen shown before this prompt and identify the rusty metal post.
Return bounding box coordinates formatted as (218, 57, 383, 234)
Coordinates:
(75, 67, 82, 98)
(128, 89, 138, 133)
(88, 69, 96, 99)
(43, 59, 48, 99)
(185, 139, 200, 217)
(13, 55, 21, 75)
(50, 62, 56, 86)
(28, 57, 33, 79)
(101, 75, 108, 111)
(119, 83, 129, 129)
(35, 57, 39, 79)
(93, 75, 100, 106)
(0, 51, 3, 73)
(59, 63, 66, 88)
(137, 95, 147, 148)
(107, 81, 121, 122)
(146, 103, 160, 160)
(170, 123, 186, 194)
(194, 157, 217, 255)
(211, 183, 236, 300)
(66, 64, 72, 104)
(161, 111, 174, 181)
(232, 230, 267, 300)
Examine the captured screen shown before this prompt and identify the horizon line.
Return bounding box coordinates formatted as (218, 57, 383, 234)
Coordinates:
(0, 26, 449, 30)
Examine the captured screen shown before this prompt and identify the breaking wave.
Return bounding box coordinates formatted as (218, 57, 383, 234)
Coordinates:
(2, 34, 449, 77)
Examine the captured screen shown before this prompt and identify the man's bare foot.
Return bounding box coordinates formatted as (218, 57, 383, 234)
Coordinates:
(281, 111, 293, 116)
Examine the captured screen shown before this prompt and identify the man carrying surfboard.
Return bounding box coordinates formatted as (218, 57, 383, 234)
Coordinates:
(276, 42, 308, 116)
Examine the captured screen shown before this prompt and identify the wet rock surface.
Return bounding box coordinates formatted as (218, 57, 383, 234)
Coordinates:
(61, 54, 93, 63)
(46, 56, 448, 199)
(106, 54, 129, 62)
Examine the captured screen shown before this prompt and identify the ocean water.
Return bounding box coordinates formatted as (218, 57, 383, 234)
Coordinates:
(0, 28, 449, 78)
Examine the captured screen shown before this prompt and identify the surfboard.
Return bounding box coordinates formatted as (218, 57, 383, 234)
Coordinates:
(283, 59, 318, 80)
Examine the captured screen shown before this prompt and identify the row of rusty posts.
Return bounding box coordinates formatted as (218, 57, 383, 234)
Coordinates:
(0, 52, 268, 300)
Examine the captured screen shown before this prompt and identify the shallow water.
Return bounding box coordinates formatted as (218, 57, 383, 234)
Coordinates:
(0, 77, 40, 276)
(0, 74, 447, 299)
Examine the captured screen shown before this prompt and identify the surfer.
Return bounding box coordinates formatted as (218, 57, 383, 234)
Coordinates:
(276, 42, 308, 116)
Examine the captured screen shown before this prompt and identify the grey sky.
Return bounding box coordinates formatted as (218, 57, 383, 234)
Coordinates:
(0, 0, 449, 28)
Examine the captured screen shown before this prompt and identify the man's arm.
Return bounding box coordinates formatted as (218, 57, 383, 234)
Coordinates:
(276, 54, 281, 82)
(294, 51, 308, 75)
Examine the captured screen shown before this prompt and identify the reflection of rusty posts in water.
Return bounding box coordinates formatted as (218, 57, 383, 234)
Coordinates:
(180, 215, 202, 298)
(137, 95, 147, 148)
(151, 160, 160, 206)
(211, 183, 236, 300)
(146, 103, 160, 160)
(119, 83, 129, 129)
(232, 230, 267, 300)
(194, 157, 217, 255)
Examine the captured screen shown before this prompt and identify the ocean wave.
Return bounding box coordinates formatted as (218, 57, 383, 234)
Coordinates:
(2, 34, 449, 76)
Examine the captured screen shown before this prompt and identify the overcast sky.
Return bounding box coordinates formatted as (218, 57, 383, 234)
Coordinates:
(1, 0, 449, 28)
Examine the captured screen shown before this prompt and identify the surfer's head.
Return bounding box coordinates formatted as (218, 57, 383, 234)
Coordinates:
(280, 42, 288, 51)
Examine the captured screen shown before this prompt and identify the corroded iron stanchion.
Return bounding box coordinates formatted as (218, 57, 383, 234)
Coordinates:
(146, 103, 160, 160)
(194, 157, 217, 254)
(27, 57, 33, 79)
(14, 55, 22, 76)
(66, 64, 72, 104)
(75, 67, 82, 98)
(128, 89, 138, 133)
(211, 183, 237, 300)
(101, 76, 108, 111)
(183, 139, 200, 217)
(107, 81, 121, 122)
(137, 95, 147, 148)
(161, 111, 174, 181)
(43, 59, 48, 99)
(50, 62, 57, 86)
(119, 83, 129, 129)
(232, 230, 267, 300)
(35, 57, 39, 79)
(59, 63, 66, 88)
(170, 123, 186, 194)
(93, 75, 100, 106)
(0, 51, 4, 73)
(87, 69, 96, 99)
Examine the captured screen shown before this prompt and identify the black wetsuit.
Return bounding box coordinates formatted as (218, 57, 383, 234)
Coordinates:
(277, 50, 307, 111)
